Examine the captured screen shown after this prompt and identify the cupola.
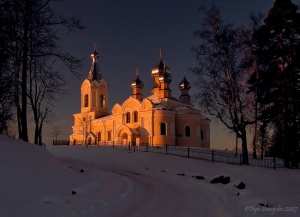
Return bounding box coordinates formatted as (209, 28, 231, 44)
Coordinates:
(151, 49, 172, 95)
(179, 71, 192, 104)
(158, 62, 172, 98)
(179, 73, 191, 90)
(159, 62, 172, 84)
(131, 68, 144, 101)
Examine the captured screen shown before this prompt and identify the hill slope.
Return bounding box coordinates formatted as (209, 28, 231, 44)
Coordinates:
(1, 136, 299, 217)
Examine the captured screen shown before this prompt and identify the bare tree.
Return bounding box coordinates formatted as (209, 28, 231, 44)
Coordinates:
(0, 0, 84, 142)
(0, 42, 14, 134)
(28, 58, 66, 145)
(192, 6, 256, 164)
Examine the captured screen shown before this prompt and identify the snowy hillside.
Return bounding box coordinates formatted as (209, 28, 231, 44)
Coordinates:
(1, 136, 299, 217)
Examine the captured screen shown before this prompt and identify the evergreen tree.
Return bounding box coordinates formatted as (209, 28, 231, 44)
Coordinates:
(250, 0, 300, 167)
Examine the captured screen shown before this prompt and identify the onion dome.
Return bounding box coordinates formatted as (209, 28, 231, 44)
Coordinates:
(87, 45, 102, 81)
(159, 62, 172, 83)
(131, 68, 144, 89)
(151, 49, 171, 77)
(179, 71, 191, 90)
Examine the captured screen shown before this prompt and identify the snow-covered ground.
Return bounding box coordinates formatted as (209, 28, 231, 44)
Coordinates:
(1, 135, 299, 217)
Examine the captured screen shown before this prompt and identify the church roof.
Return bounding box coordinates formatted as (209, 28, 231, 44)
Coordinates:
(151, 49, 171, 78)
(131, 69, 144, 88)
(179, 74, 191, 90)
(87, 48, 103, 82)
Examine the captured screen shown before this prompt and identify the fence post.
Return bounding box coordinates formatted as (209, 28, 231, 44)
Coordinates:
(212, 150, 214, 163)
(166, 145, 168, 155)
(188, 147, 190, 158)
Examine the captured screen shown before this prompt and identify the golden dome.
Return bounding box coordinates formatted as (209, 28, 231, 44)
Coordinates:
(179, 74, 191, 90)
(158, 62, 172, 83)
(151, 49, 171, 77)
(131, 69, 144, 88)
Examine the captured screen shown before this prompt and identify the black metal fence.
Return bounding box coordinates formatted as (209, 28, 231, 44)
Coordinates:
(52, 140, 70, 145)
(78, 141, 285, 169)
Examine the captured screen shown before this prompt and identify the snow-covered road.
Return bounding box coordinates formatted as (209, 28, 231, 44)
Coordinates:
(59, 158, 209, 217)
(53, 147, 241, 217)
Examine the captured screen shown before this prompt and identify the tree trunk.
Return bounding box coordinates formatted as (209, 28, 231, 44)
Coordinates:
(241, 129, 249, 165)
(34, 123, 39, 144)
(20, 1, 29, 142)
(252, 123, 257, 159)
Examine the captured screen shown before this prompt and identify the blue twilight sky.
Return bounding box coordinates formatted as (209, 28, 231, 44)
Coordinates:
(38, 0, 297, 148)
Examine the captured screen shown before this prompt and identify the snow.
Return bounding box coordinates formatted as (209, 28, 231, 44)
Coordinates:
(1, 135, 299, 217)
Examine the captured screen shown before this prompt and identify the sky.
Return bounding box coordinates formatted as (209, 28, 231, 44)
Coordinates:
(37, 0, 296, 148)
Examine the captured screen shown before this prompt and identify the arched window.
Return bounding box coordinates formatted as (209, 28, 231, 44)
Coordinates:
(201, 130, 204, 140)
(84, 94, 89, 107)
(98, 131, 101, 141)
(88, 137, 91, 145)
(133, 111, 138, 122)
(126, 112, 130, 123)
(107, 131, 112, 141)
(100, 95, 104, 108)
(185, 126, 190, 137)
(160, 123, 166, 135)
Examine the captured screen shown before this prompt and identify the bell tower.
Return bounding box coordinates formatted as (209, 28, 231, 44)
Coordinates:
(81, 46, 109, 119)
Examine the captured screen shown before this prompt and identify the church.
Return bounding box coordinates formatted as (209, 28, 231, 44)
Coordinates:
(70, 48, 210, 147)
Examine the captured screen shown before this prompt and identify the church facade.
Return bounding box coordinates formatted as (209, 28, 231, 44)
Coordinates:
(70, 49, 210, 147)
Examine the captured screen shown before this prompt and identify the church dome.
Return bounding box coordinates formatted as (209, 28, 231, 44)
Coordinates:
(159, 62, 172, 83)
(131, 69, 144, 89)
(131, 75, 144, 88)
(179, 74, 191, 90)
(151, 59, 171, 77)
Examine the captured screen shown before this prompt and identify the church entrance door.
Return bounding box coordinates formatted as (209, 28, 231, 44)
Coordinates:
(121, 133, 128, 145)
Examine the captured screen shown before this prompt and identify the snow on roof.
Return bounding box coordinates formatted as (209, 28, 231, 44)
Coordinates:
(146, 94, 161, 103)
(153, 104, 170, 110)
(175, 105, 192, 110)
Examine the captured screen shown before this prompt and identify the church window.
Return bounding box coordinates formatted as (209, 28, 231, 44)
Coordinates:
(126, 112, 131, 123)
(87, 137, 91, 145)
(100, 95, 104, 108)
(84, 94, 89, 107)
(107, 131, 112, 141)
(92, 91, 96, 107)
(185, 126, 190, 137)
(133, 111, 138, 122)
(201, 130, 204, 140)
(160, 123, 167, 135)
(103, 96, 106, 108)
